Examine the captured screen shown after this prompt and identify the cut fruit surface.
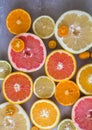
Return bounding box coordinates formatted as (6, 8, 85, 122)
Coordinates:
(57, 119, 77, 130)
(2, 72, 33, 104)
(6, 8, 31, 34)
(8, 33, 46, 72)
(0, 60, 12, 80)
(55, 10, 92, 54)
(72, 96, 92, 130)
(0, 102, 30, 130)
(34, 76, 56, 98)
(33, 15, 55, 39)
(11, 38, 25, 52)
(76, 64, 92, 95)
(55, 80, 80, 106)
(30, 99, 60, 129)
(45, 50, 76, 82)
(48, 40, 57, 49)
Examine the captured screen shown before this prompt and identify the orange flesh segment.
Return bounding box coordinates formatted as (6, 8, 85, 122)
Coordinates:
(11, 38, 25, 52)
(55, 80, 80, 106)
(32, 102, 57, 126)
(58, 25, 69, 37)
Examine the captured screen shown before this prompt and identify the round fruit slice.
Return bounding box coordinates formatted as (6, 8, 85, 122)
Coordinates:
(45, 50, 76, 82)
(30, 99, 60, 129)
(33, 15, 55, 39)
(6, 8, 31, 34)
(2, 72, 33, 104)
(55, 10, 92, 54)
(72, 96, 92, 130)
(11, 38, 25, 52)
(0, 60, 12, 80)
(55, 80, 80, 106)
(48, 40, 57, 49)
(8, 33, 46, 72)
(76, 64, 92, 95)
(57, 119, 77, 130)
(34, 76, 56, 98)
(0, 102, 30, 130)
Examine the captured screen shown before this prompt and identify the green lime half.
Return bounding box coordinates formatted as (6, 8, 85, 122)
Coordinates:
(0, 60, 12, 80)
(58, 119, 77, 130)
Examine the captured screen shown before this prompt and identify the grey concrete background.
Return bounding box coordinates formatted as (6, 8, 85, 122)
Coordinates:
(0, 0, 92, 129)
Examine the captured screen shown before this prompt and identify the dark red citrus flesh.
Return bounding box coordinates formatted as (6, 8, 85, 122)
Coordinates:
(9, 34, 45, 71)
(47, 52, 75, 80)
(73, 97, 92, 130)
(4, 74, 32, 102)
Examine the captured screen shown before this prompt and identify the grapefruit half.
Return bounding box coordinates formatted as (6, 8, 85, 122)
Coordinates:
(8, 33, 46, 72)
(45, 50, 76, 82)
(2, 72, 33, 104)
(72, 96, 92, 130)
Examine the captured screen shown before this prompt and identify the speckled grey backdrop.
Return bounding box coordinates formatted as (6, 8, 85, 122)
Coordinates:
(0, 0, 92, 129)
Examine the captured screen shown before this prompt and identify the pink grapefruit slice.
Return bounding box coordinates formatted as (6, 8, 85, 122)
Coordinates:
(2, 72, 33, 104)
(72, 96, 92, 130)
(8, 33, 46, 72)
(45, 50, 76, 82)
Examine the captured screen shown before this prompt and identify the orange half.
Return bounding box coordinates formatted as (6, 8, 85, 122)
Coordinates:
(55, 80, 80, 106)
(6, 8, 32, 34)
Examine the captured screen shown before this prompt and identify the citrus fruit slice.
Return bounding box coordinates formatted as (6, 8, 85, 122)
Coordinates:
(6, 8, 31, 34)
(45, 50, 76, 82)
(72, 96, 92, 130)
(76, 64, 92, 95)
(31, 126, 39, 130)
(55, 10, 92, 54)
(2, 72, 33, 104)
(0, 102, 30, 130)
(8, 33, 46, 72)
(55, 80, 80, 106)
(0, 60, 12, 80)
(30, 99, 60, 129)
(33, 15, 55, 39)
(34, 76, 56, 98)
(48, 40, 57, 49)
(11, 38, 25, 52)
(57, 119, 77, 130)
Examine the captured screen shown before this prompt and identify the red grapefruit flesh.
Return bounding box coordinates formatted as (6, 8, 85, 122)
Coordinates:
(72, 96, 92, 130)
(8, 33, 46, 72)
(45, 50, 76, 82)
(2, 72, 33, 104)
